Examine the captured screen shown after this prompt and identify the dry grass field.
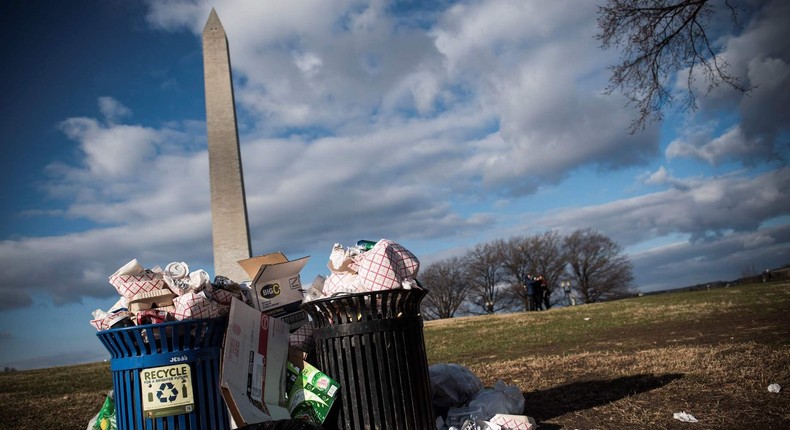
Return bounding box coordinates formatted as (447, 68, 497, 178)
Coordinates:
(425, 282, 790, 429)
(1, 282, 788, 429)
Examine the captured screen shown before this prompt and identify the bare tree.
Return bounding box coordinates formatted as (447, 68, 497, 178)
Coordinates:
(419, 257, 470, 320)
(464, 240, 518, 314)
(597, 0, 748, 131)
(501, 232, 568, 310)
(500, 235, 534, 311)
(523, 231, 567, 309)
(564, 228, 635, 303)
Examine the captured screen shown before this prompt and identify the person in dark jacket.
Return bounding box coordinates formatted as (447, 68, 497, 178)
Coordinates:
(525, 277, 535, 311)
(538, 275, 550, 310)
(533, 276, 544, 311)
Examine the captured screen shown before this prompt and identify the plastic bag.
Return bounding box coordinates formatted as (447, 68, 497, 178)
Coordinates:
(86, 390, 116, 430)
(468, 380, 525, 421)
(430, 363, 484, 409)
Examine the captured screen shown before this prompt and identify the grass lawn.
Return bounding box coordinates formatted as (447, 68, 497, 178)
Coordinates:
(1, 282, 788, 429)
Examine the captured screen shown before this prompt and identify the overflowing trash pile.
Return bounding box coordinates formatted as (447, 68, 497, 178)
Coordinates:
(89, 259, 243, 330)
(88, 239, 536, 430)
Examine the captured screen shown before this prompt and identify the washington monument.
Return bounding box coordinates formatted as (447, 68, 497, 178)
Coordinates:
(202, 9, 252, 282)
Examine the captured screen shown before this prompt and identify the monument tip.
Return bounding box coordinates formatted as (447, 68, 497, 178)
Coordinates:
(203, 7, 224, 34)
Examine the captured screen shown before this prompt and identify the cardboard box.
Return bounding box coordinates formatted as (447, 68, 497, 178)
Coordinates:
(237, 253, 310, 330)
(221, 298, 291, 425)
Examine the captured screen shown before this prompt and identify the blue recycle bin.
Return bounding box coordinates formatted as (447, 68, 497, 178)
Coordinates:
(96, 317, 229, 430)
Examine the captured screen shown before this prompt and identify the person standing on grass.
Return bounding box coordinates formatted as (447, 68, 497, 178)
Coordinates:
(525, 277, 536, 311)
(540, 275, 550, 310)
(533, 276, 544, 311)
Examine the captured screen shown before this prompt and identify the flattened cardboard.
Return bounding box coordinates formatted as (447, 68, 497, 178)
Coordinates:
(221, 298, 291, 426)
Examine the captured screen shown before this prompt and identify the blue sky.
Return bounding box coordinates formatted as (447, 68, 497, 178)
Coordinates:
(1, 0, 788, 370)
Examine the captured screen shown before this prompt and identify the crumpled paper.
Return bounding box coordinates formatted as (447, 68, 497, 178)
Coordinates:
(460, 419, 501, 430)
(673, 411, 698, 423)
(164, 261, 211, 296)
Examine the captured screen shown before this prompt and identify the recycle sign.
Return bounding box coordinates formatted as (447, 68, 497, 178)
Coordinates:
(140, 363, 195, 418)
(157, 382, 179, 403)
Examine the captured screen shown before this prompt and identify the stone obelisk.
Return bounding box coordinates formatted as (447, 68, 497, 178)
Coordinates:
(202, 9, 252, 282)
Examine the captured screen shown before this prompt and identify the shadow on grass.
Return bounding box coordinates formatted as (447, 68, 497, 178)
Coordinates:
(524, 373, 683, 427)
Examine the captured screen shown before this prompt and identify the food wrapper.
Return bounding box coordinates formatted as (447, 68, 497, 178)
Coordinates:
(323, 239, 420, 296)
(205, 276, 246, 306)
(286, 361, 340, 423)
(357, 239, 419, 291)
(108, 259, 166, 299)
(90, 310, 134, 331)
(173, 292, 227, 320)
(90, 390, 116, 430)
(323, 239, 420, 295)
(136, 306, 176, 325)
(165, 268, 210, 296)
(461, 420, 502, 430)
(128, 289, 176, 312)
(164, 261, 189, 279)
(489, 414, 536, 430)
(303, 275, 326, 303)
(323, 272, 366, 296)
(289, 322, 315, 357)
(109, 272, 166, 299)
(327, 243, 361, 274)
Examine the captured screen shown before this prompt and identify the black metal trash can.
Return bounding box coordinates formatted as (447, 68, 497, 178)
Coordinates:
(301, 288, 434, 430)
(96, 317, 229, 430)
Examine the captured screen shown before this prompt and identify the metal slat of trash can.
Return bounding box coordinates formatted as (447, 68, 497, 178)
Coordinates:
(96, 317, 229, 430)
(302, 288, 434, 430)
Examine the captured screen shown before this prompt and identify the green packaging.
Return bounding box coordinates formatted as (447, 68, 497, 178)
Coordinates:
(92, 391, 117, 430)
(286, 361, 340, 423)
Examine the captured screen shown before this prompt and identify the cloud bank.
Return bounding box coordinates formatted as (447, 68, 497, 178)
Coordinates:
(1, 0, 788, 311)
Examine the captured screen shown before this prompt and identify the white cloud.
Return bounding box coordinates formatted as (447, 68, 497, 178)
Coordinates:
(528, 167, 790, 247)
(58, 118, 159, 178)
(678, 0, 790, 164)
(666, 125, 761, 165)
(98, 97, 132, 124)
(2, 0, 788, 312)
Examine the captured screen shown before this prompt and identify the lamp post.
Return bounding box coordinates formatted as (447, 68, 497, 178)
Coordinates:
(562, 281, 573, 306)
(485, 300, 494, 314)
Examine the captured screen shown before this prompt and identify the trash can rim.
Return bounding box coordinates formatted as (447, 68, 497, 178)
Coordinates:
(300, 286, 427, 307)
(96, 315, 227, 336)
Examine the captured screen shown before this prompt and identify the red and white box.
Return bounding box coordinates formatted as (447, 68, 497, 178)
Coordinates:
(357, 239, 419, 291)
(109, 272, 166, 299)
(173, 292, 227, 320)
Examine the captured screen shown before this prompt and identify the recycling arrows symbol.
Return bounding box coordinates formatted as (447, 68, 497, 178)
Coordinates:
(156, 382, 179, 403)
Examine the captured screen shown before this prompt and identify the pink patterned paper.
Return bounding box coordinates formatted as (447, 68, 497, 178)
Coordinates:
(173, 292, 227, 320)
(89, 318, 108, 331)
(289, 322, 314, 352)
(357, 239, 419, 291)
(109, 273, 166, 299)
(322, 272, 359, 296)
(210, 289, 235, 306)
(489, 414, 534, 430)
